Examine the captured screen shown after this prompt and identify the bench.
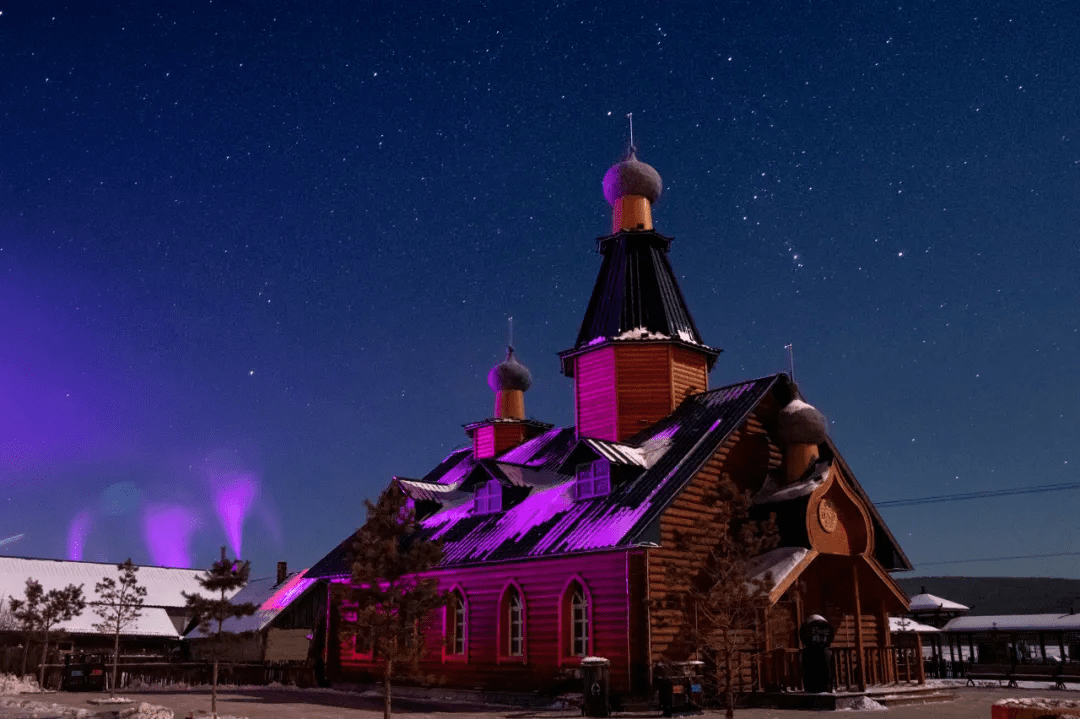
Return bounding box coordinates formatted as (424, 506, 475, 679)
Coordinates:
(967, 664, 1080, 690)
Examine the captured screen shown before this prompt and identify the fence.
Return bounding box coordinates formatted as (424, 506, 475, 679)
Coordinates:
(39, 662, 315, 691)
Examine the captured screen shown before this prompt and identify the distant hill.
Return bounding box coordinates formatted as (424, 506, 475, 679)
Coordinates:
(897, 577, 1080, 616)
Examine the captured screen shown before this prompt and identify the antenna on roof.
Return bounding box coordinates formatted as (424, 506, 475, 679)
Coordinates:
(507, 316, 513, 349)
(626, 112, 635, 153)
(784, 343, 795, 383)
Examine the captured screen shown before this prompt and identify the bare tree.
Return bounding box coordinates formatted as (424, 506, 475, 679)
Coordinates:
(92, 559, 148, 697)
(662, 476, 779, 718)
(338, 483, 446, 719)
(183, 550, 257, 719)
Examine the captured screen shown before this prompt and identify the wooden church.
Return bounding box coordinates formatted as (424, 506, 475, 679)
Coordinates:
(305, 147, 916, 696)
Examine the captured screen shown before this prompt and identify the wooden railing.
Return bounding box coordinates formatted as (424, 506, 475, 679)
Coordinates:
(758, 646, 924, 692)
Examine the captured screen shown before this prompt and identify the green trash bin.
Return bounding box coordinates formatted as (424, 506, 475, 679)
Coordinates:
(582, 657, 610, 717)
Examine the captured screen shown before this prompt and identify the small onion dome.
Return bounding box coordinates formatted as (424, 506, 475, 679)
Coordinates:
(602, 152, 662, 206)
(779, 399, 828, 445)
(487, 346, 532, 393)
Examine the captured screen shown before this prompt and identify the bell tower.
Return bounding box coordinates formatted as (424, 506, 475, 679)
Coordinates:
(559, 148, 721, 441)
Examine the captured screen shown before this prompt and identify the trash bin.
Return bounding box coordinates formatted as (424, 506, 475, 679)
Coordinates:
(668, 661, 704, 714)
(581, 656, 610, 717)
(799, 614, 835, 693)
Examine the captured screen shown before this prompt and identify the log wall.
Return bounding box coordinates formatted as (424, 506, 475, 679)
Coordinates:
(332, 550, 648, 694)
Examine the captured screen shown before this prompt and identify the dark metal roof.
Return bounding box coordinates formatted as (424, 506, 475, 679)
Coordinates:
(306, 376, 779, 576)
(306, 373, 912, 577)
(560, 230, 720, 375)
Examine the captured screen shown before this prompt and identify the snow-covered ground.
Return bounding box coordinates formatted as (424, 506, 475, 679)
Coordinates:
(0, 675, 189, 719)
(0, 675, 40, 695)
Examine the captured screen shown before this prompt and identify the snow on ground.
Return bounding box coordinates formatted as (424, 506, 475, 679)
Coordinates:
(839, 696, 887, 711)
(0, 674, 41, 695)
(88, 696, 135, 704)
(996, 696, 1080, 714)
(0, 697, 91, 718)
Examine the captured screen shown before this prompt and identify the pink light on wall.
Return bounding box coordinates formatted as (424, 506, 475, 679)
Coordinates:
(66, 509, 92, 561)
(142, 503, 200, 568)
(212, 472, 258, 558)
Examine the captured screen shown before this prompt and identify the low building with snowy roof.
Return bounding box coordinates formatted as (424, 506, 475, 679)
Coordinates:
(184, 562, 321, 666)
(907, 588, 970, 628)
(0, 555, 239, 672)
(306, 145, 916, 697)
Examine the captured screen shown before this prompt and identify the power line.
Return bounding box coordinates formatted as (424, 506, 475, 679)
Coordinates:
(878, 480, 1080, 508)
(912, 550, 1080, 567)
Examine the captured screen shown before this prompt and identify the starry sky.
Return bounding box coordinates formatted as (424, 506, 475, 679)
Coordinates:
(2, 0, 1078, 580)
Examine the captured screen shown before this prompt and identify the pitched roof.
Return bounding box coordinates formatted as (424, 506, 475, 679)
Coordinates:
(0, 555, 236, 638)
(210, 569, 317, 635)
(890, 617, 941, 633)
(307, 376, 779, 575)
(307, 372, 911, 580)
(909, 592, 970, 612)
(944, 613, 1080, 633)
(560, 231, 720, 374)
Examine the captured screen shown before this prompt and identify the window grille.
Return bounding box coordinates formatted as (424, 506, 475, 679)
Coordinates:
(571, 588, 589, 656)
(575, 460, 610, 500)
(473, 479, 502, 514)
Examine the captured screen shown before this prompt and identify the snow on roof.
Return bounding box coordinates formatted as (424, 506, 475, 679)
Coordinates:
(745, 547, 810, 593)
(753, 462, 830, 505)
(211, 569, 317, 636)
(0, 556, 229, 608)
(944, 613, 1080, 633)
(890, 616, 941, 633)
(0, 555, 239, 638)
(909, 592, 970, 613)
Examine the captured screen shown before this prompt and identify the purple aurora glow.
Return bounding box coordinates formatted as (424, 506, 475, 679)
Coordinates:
(66, 509, 92, 561)
(212, 472, 258, 559)
(141, 503, 200, 568)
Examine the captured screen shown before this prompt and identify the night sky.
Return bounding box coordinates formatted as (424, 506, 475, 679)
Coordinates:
(2, 1, 1078, 580)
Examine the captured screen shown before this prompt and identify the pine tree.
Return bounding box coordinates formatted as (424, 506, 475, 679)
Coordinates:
(9, 580, 86, 688)
(338, 483, 446, 719)
(92, 558, 148, 697)
(662, 476, 779, 718)
(9, 579, 44, 679)
(183, 550, 258, 719)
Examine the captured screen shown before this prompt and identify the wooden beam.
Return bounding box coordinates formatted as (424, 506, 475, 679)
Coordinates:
(852, 562, 867, 691)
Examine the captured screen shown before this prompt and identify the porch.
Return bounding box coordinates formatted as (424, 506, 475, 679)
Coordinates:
(760, 644, 926, 693)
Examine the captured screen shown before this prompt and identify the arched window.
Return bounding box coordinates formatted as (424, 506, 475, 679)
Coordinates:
(499, 583, 525, 659)
(561, 579, 591, 659)
(445, 589, 467, 659)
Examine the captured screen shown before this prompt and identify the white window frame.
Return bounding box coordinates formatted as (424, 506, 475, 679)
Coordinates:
(508, 590, 524, 657)
(571, 588, 589, 657)
(575, 459, 610, 500)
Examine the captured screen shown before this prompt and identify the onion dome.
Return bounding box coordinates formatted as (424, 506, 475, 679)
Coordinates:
(602, 152, 662, 206)
(487, 346, 532, 393)
(779, 399, 828, 445)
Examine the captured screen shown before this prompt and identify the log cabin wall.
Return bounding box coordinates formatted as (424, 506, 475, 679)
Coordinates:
(646, 400, 786, 677)
(333, 549, 648, 694)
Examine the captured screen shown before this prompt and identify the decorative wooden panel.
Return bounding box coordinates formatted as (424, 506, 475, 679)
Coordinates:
(492, 423, 527, 456)
(473, 426, 495, 458)
(670, 346, 709, 405)
(615, 345, 673, 441)
(575, 348, 618, 440)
